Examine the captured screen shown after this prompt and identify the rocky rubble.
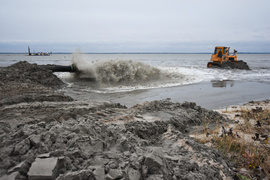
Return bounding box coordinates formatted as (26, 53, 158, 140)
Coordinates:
(0, 99, 235, 179)
(0, 61, 236, 179)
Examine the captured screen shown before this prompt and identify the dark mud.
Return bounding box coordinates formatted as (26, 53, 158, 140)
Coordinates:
(221, 60, 250, 70)
(0, 61, 236, 179)
(0, 61, 72, 106)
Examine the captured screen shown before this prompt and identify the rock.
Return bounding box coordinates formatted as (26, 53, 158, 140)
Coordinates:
(91, 156, 107, 166)
(37, 153, 50, 158)
(2, 156, 34, 180)
(200, 165, 217, 178)
(0, 172, 19, 180)
(57, 156, 71, 174)
(115, 136, 130, 151)
(12, 139, 31, 156)
(105, 169, 123, 180)
(146, 174, 164, 180)
(107, 160, 119, 169)
(19, 161, 33, 176)
(28, 157, 59, 180)
(93, 166, 105, 180)
(127, 168, 141, 180)
(91, 139, 105, 152)
(56, 170, 95, 180)
(7, 161, 24, 175)
(144, 148, 164, 169)
(181, 172, 207, 180)
(28, 134, 41, 147)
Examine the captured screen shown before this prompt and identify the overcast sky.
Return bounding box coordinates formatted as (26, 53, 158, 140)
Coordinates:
(0, 0, 270, 53)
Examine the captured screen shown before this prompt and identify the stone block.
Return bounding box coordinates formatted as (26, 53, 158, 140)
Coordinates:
(28, 157, 59, 180)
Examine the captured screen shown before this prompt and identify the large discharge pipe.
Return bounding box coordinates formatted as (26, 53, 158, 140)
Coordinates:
(39, 64, 78, 73)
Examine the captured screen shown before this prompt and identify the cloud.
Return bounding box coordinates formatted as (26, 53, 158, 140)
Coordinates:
(0, 0, 270, 52)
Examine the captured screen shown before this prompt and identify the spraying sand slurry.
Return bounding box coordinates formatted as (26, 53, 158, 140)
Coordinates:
(0, 61, 237, 179)
(70, 52, 196, 91)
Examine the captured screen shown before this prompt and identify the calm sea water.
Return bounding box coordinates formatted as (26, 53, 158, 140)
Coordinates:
(1, 53, 270, 109)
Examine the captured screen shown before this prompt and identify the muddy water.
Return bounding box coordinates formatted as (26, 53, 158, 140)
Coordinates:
(1, 53, 270, 109)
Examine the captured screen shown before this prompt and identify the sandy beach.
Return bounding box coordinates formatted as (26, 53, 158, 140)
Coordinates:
(0, 61, 269, 179)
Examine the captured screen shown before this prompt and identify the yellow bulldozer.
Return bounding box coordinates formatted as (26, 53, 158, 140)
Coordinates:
(207, 46, 250, 69)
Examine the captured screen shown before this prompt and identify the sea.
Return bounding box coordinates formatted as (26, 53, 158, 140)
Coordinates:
(1, 53, 270, 109)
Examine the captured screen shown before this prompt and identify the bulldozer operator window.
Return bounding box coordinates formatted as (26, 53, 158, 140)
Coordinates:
(214, 47, 218, 55)
(218, 49, 222, 58)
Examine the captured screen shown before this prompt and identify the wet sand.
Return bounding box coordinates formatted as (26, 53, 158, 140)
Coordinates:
(97, 80, 270, 109)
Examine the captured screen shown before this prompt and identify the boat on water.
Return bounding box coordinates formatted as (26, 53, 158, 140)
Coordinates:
(28, 46, 52, 56)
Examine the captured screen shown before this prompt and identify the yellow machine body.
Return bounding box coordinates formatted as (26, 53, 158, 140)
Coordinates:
(207, 46, 238, 68)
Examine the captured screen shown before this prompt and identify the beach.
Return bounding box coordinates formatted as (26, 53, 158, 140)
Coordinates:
(87, 80, 270, 110)
(0, 56, 269, 179)
(0, 61, 236, 179)
(1, 0, 270, 178)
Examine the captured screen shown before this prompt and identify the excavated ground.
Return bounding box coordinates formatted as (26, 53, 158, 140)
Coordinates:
(0, 61, 236, 179)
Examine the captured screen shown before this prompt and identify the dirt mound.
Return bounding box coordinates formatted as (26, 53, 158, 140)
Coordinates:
(1, 61, 64, 87)
(0, 61, 72, 105)
(221, 60, 250, 70)
(0, 99, 236, 179)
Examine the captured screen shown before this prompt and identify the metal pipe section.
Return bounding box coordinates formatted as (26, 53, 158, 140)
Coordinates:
(39, 64, 78, 73)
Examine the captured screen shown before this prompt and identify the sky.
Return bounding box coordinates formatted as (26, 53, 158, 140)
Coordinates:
(0, 0, 270, 53)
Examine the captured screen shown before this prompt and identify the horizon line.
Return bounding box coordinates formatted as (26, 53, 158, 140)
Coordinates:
(0, 52, 270, 54)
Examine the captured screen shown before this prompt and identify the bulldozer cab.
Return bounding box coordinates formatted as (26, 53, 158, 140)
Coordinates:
(214, 47, 228, 57)
(210, 46, 237, 63)
(212, 47, 228, 61)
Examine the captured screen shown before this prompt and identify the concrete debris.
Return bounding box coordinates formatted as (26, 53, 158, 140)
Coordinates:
(0, 99, 234, 180)
(28, 157, 59, 180)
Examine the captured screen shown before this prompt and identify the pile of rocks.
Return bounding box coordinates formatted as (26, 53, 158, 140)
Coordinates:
(1, 99, 235, 179)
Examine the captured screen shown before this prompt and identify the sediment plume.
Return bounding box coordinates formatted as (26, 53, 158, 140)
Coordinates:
(71, 52, 191, 89)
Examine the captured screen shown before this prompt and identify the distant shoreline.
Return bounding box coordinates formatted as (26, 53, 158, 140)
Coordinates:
(1, 52, 270, 54)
